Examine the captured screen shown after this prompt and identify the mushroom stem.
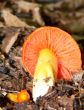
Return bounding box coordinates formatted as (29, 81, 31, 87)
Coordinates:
(32, 49, 57, 102)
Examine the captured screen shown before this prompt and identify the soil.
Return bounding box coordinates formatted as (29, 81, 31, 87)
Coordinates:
(0, 0, 84, 110)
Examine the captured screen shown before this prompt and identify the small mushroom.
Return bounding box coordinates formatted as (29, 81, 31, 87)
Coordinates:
(7, 90, 30, 103)
(22, 26, 82, 102)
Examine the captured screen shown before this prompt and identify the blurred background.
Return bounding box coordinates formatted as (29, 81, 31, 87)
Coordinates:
(0, 0, 84, 68)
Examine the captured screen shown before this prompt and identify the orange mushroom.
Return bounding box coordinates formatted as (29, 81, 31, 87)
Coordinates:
(7, 90, 30, 103)
(22, 26, 82, 101)
(7, 93, 18, 103)
(17, 90, 30, 103)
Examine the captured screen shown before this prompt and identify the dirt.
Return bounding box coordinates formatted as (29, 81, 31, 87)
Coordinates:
(0, 26, 83, 110)
(0, 0, 84, 110)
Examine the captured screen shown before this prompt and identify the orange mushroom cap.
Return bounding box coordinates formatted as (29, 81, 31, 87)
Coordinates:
(22, 26, 82, 80)
(17, 90, 30, 103)
(7, 90, 30, 103)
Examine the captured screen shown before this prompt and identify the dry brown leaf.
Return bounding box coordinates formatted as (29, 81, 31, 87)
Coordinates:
(14, 0, 41, 13)
(13, 0, 44, 26)
(33, 7, 45, 26)
(1, 10, 30, 27)
(0, 22, 4, 27)
(1, 29, 20, 53)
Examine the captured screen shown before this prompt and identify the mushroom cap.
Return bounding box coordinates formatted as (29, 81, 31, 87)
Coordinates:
(22, 26, 82, 79)
(17, 90, 30, 103)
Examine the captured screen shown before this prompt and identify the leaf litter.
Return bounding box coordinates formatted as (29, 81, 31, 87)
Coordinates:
(0, 0, 84, 110)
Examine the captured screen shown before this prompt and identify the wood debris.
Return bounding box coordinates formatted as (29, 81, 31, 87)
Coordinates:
(14, 0, 41, 13)
(72, 70, 84, 83)
(45, 0, 84, 10)
(13, 0, 45, 26)
(33, 7, 45, 26)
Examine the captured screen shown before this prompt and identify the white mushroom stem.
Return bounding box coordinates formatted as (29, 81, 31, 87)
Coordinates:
(32, 49, 57, 102)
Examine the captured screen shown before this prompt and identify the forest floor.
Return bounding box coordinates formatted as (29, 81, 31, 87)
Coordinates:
(0, 0, 84, 110)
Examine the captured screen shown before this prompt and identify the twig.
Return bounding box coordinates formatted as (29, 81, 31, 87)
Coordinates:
(0, 87, 19, 93)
